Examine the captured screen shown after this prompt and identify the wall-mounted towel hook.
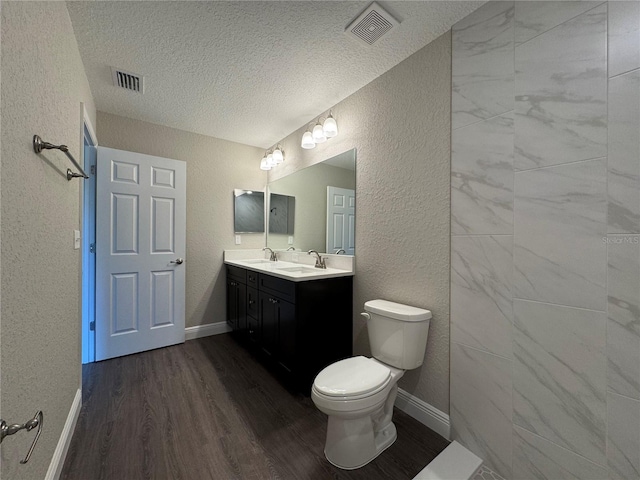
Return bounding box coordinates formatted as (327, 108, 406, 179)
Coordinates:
(33, 135, 89, 181)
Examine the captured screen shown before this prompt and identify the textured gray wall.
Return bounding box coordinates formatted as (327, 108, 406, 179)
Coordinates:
(97, 112, 265, 328)
(1, 2, 96, 478)
(268, 32, 452, 414)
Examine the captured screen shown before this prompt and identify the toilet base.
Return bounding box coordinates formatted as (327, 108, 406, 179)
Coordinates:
(324, 415, 398, 470)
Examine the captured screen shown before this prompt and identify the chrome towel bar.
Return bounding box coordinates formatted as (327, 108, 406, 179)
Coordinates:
(33, 134, 89, 181)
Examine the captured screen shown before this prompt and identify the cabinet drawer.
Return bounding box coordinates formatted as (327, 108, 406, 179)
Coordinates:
(227, 265, 246, 284)
(258, 273, 295, 303)
(247, 287, 259, 319)
(246, 271, 258, 287)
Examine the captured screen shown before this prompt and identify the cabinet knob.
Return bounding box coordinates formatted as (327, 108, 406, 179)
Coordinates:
(249, 300, 254, 305)
(249, 329, 254, 334)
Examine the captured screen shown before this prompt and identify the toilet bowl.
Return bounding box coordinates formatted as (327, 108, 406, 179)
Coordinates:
(311, 300, 431, 470)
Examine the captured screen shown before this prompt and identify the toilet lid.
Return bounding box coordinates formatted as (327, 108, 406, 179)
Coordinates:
(314, 356, 391, 397)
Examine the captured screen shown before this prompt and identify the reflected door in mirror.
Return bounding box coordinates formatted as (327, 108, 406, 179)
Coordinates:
(326, 186, 355, 255)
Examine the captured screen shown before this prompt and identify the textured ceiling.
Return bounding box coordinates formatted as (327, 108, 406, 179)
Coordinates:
(67, 1, 482, 148)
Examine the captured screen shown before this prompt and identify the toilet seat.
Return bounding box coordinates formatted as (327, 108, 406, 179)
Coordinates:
(314, 356, 391, 399)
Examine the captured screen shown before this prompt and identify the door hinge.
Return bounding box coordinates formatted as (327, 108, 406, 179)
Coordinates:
(90, 165, 96, 175)
(89, 321, 95, 331)
(89, 243, 95, 253)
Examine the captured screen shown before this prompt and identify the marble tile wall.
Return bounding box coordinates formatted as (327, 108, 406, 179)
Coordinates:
(451, 2, 640, 478)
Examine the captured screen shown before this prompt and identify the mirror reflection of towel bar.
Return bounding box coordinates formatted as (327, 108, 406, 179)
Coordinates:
(33, 134, 89, 181)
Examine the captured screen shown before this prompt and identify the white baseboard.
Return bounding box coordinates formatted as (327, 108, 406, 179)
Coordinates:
(45, 388, 82, 480)
(185, 321, 231, 340)
(396, 388, 450, 440)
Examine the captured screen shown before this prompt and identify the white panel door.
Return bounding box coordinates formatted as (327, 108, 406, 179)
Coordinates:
(96, 147, 186, 361)
(326, 186, 355, 255)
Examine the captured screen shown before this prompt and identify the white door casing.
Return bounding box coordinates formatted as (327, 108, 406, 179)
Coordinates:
(96, 147, 186, 361)
(326, 186, 355, 255)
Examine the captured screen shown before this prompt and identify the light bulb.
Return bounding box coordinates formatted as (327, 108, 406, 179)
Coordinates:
(301, 131, 315, 149)
(260, 158, 271, 170)
(267, 153, 274, 166)
(272, 147, 284, 164)
(312, 123, 326, 143)
(323, 114, 338, 138)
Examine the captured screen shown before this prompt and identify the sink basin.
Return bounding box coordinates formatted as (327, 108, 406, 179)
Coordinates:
(243, 259, 273, 264)
(276, 266, 317, 274)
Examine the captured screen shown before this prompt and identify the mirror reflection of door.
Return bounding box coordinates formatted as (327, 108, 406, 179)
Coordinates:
(326, 186, 355, 255)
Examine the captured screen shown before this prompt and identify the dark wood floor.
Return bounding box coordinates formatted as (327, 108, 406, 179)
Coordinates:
(61, 334, 449, 480)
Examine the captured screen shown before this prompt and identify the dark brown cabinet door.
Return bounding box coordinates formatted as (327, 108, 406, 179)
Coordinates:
(258, 291, 294, 368)
(277, 299, 296, 373)
(226, 278, 246, 333)
(259, 291, 278, 358)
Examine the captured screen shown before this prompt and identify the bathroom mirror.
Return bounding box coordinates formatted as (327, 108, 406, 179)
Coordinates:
(267, 148, 355, 254)
(233, 189, 265, 233)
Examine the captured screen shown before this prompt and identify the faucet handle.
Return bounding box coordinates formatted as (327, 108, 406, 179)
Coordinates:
(307, 250, 326, 269)
(263, 247, 277, 261)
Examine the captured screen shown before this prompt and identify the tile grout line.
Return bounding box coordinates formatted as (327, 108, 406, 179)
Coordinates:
(513, 424, 608, 470)
(514, 156, 607, 174)
(514, 1, 607, 50)
(452, 110, 515, 133)
(512, 297, 607, 314)
(608, 66, 640, 81)
(607, 388, 640, 404)
(452, 340, 512, 363)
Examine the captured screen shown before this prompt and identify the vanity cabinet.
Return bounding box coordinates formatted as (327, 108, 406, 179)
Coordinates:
(226, 266, 247, 334)
(225, 265, 353, 392)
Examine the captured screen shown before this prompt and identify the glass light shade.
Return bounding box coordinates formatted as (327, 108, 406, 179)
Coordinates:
(272, 147, 284, 164)
(323, 116, 338, 138)
(266, 153, 274, 166)
(260, 158, 271, 170)
(301, 131, 316, 149)
(312, 123, 327, 143)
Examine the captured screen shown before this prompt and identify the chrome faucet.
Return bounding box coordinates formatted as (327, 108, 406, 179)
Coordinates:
(263, 247, 277, 262)
(335, 249, 346, 254)
(308, 250, 326, 269)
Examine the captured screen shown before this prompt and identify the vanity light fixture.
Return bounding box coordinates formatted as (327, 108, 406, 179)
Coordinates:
(259, 145, 285, 171)
(312, 121, 327, 144)
(301, 124, 316, 149)
(260, 156, 271, 170)
(323, 112, 338, 138)
(300, 112, 339, 149)
(272, 145, 284, 164)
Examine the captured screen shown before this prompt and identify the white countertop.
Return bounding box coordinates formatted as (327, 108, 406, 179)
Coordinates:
(224, 250, 354, 282)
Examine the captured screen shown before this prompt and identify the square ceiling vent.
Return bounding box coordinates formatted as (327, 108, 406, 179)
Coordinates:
(346, 2, 399, 46)
(111, 67, 144, 94)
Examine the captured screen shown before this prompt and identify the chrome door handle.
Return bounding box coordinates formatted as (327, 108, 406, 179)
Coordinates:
(170, 258, 184, 265)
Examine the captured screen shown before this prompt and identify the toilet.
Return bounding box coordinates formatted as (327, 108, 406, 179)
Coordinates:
(311, 299, 431, 470)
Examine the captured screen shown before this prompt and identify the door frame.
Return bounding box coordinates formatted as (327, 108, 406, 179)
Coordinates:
(81, 104, 98, 364)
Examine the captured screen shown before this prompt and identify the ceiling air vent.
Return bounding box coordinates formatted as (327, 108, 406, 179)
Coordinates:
(346, 2, 399, 46)
(111, 67, 144, 94)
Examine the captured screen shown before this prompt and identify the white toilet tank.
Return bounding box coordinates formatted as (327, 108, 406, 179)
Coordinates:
(364, 299, 431, 370)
